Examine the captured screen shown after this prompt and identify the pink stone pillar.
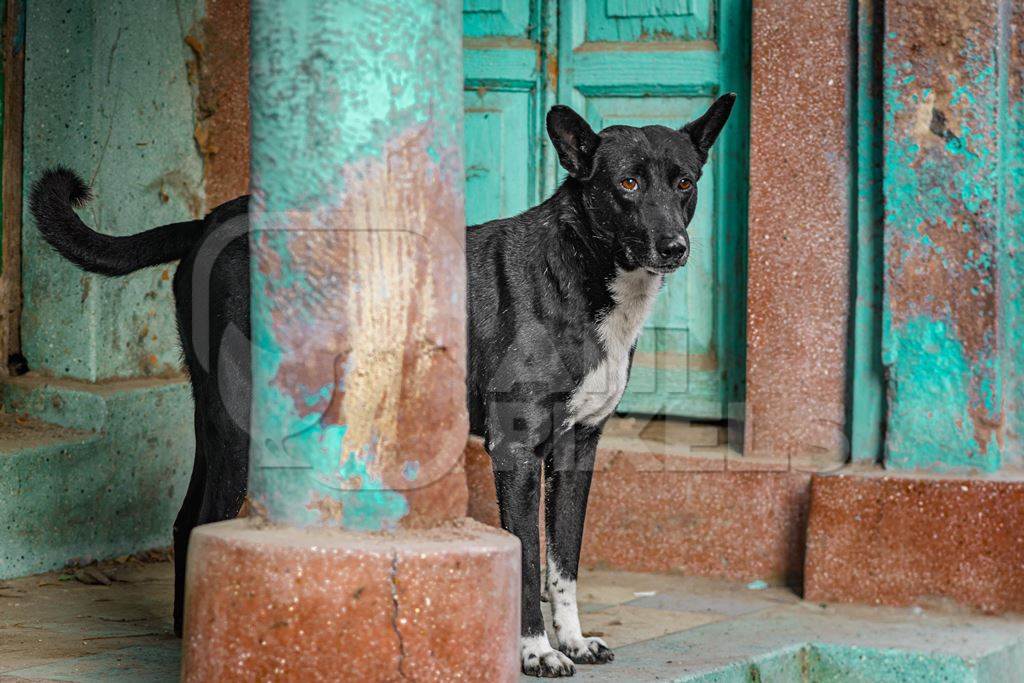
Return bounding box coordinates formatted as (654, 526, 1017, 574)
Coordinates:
(744, 0, 853, 463)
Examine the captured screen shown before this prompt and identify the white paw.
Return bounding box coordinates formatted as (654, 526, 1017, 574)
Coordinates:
(521, 634, 576, 677)
(557, 635, 615, 665)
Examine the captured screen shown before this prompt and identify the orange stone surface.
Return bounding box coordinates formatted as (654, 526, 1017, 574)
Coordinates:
(466, 438, 812, 584)
(805, 471, 1024, 613)
(182, 517, 520, 682)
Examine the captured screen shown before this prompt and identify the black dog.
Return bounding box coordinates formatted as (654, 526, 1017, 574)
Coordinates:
(31, 95, 733, 677)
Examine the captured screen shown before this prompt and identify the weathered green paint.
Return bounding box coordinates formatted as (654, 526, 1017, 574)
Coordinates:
(881, 2, 1013, 471)
(1002, 3, 1024, 466)
(462, 0, 543, 224)
(248, 0, 465, 528)
(846, 0, 885, 463)
(561, 0, 748, 419)
(463, 0, 532, 38)
(21, 0, 203, 382)
(885, 316, 999, 470)
(603, 602, 1024, 682)
(587, 0, 712, 42)
(0, 376, 193, 579)
(462, 0, 749, 420)
(802, 644, 976, 683)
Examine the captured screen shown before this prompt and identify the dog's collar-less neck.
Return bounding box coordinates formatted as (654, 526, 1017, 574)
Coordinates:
(541, 185, 622, 311)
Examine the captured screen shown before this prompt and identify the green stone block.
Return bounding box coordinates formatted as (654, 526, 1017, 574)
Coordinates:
(0, 377, 194, 579)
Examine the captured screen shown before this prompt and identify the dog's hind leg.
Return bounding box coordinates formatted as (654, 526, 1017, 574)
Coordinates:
(171, 378, 249, 637)
(543, 426, 614, 665)
(491, 439, 576, 678)
(172, 409, 206, 637)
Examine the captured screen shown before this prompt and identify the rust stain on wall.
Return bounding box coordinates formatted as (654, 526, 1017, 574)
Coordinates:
(194, 0, 251, 208)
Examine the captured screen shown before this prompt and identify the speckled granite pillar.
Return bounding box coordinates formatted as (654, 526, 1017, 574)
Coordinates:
(744, 0, 852, 462)
(182, 2, 519, 678)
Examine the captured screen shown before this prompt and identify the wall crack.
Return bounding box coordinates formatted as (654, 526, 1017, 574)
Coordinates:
(389, 551, 408, 679)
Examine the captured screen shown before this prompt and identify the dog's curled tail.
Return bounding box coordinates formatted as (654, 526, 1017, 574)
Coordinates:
(29, 166, 205, 276)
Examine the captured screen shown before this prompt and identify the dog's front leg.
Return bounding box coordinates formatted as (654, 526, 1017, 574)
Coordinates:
(492, 441, 576, 677)
(544, 426, 614, 665)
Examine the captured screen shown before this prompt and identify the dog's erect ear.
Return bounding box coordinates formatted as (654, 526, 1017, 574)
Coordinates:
(681, 93, 736, 161)
(546, 105, 600, 179)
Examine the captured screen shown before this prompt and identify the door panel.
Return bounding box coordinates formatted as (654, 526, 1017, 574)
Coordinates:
(462, 0, 542, 225)
(463, 90, 533, 225)
(589, 0, 711, 41)
(464, 0, 532, 38)
(558, 0, 747, 419)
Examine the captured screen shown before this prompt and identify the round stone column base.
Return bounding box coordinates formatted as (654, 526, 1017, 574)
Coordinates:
(181, 517, 520, 681)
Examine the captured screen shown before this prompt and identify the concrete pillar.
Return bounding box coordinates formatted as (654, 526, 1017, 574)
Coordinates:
(181, 2, 519, 679)
(243, 0, 469, 530)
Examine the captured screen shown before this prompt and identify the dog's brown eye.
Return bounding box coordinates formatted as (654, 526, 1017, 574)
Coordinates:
(678, 179, 693, 191)
(620, 177, 638, 191)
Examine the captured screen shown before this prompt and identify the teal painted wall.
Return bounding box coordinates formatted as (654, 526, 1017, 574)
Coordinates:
(1004, 3, 1024, 470)
(21, 0, 203, 382)
(846, 1, 1024, 472)
(0, 377, 193, 579)
(1, 1, 202, 578)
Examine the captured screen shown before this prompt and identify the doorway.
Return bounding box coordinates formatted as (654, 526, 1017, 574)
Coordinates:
(463, 0, 749, 422)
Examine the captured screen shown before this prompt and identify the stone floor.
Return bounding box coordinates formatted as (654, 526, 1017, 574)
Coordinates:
(2, 557, 1023, 681)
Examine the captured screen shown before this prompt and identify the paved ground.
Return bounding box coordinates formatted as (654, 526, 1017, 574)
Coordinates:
(2, 558, 1023, 681)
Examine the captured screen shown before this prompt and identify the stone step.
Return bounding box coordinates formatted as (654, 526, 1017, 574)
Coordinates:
(0, 374, 195, 580)
(0, 410, 98, 456)
(804, 468, 1024, 614)
(569, 599, 1024, 682)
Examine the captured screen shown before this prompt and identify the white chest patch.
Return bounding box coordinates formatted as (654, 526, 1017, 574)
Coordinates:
(567, 268, 662, 427)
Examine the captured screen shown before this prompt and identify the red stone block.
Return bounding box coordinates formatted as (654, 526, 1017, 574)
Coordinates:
(804, 471, 1024, 613)
(182, 517, 520, 681)
(465, 439, 812, 584)
(581, 450, 811, 583)
(466, 437, 500, 528)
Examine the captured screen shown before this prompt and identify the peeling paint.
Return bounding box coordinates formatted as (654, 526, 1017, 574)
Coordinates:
(247, 0, 467, 529)
(885, 316, 998, 471)
(882, 1, 1013, 471)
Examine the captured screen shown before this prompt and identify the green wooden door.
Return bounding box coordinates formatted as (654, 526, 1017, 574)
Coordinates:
(464, 0, 749, 420)
(462, 0, 546, 224)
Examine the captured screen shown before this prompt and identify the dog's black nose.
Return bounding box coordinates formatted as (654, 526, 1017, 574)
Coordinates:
(657, 237, 688, 261)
